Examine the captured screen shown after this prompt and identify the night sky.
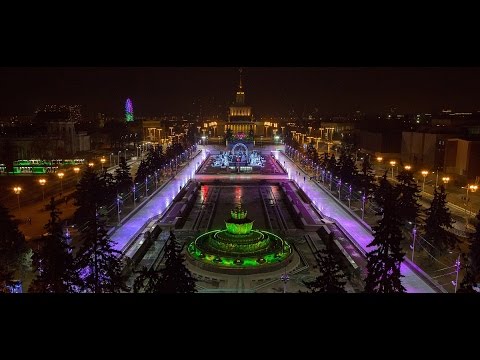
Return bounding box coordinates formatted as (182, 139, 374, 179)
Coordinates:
(1, 67, 480, 117)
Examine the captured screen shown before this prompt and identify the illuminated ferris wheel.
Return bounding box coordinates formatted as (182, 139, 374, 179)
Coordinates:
(125, 98, 133, 122)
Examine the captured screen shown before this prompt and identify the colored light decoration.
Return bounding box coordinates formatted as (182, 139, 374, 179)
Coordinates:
(187, 203, 292, 273)
(125, 98, 134, 122)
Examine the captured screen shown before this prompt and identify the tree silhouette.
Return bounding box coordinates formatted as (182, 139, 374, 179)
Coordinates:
(29, 197, 78, 293)
(357, 156, 376, 197)
(373, 172, 390, 213)
(132, 266, 161, 293)
(337, 149, 357, 185)
(395, 169, 421, 225)
(365, 180, 406, 293)
(303, 241, 347, 293)
(114, 157, 132, 195)
(135, 160, 150, 184)
(424, 185, 456, 255)
(468, 210, 480, 279)
(0, 202, 28, 292)
(75, 213, 129, 293)
(156, 231, 196, 293)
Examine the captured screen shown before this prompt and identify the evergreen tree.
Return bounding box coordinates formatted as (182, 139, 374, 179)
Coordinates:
(319, 152, 329, 169)
(156, 231, 196, 293)
(326, 154, 338, 177)
(132, 266, 161, 293)
(303, 243, 347, 293)
(29, 197, 78, 293)
(458, 255, 477, 293)
(306, 142, 319, 165)
(395, 169, 421, 225)
(75, 213, 129, 293)
(225, 128, 233, 141)
(373, 172, 390, 213)
(146, 147, 162, 171)
(74, 165, 104, 225)
(424, 185, 456, 255)
(0, 202, 28, 292)
(114, 157, 132, 195)
(135, 160, 150, 183)
(365, 181, 406, 293)
(337, 150, 357, 185)
(468, 210, 480, 278)
(357, 156, 377, 197)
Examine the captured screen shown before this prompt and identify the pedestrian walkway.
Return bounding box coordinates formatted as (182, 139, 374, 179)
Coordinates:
(274, 151, 438, 293)
(110, 151, 206, 253)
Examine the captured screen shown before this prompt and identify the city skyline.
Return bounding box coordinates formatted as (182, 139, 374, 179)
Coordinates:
(1, 67, 480, 117)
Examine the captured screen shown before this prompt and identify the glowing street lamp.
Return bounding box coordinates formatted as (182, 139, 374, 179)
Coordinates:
(442, 176, 450, 189)
(465, 184, 478, 226)
(100, 157, 106, 170)
(376, 156, 383, 178)
(57, 172, 64, 194)
(73, 166, 80, 182)
(421, 170, 429, 192)
(404, 165, 411, 171)
(38, 178, 46, 201)
(88, 162, 94, 168)
(13, 186, 22, 210)
(389, 160, 396, 179)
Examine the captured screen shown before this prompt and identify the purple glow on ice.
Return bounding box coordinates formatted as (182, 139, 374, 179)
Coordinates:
(110, 150, 204, 253)
(273, 150, 438, 293)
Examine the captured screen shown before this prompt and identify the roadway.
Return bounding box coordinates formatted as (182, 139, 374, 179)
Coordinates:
(110, 150, 206, 253)
(273, 150, 438, 293)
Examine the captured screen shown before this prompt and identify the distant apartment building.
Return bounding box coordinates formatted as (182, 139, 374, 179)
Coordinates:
(5, 105, 90, 159)
(401, 131, 455, 171)
(356, 130, 402, 159)
(444, 138, 480, 181)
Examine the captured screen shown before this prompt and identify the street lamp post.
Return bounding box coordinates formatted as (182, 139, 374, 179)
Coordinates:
(453, 255, 461, 293)
(421, 170, 429, 192)
(338, 179, 342, 200)
(280, 269, 290, 293)
(73, 167, 80, 182)
(389, 160, 396, 179)
(110, 153, 114, 167)
(465, 184, 478, 226)
(442, 176, 450, 189)
(116, 195, 121, 224)
(145, 177, 148, 197)
(410, 225, 417, 262)
(117, 151, 122, 166)
(100, 157, 106, 171)
(361, 193, 366, 220)
(133, 185, 136, 207)
(13, 186, 22, 210)
(38, 178, 46, 201)
(376, 157, 383, 179)
(57, 172, 64, 194)
(348, 185, 352, 208)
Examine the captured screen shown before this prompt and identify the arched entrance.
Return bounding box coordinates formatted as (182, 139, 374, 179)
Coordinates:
(231, 143, 248, 157)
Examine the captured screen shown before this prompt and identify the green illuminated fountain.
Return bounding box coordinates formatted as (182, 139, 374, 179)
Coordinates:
(187, 204, 292, 274)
